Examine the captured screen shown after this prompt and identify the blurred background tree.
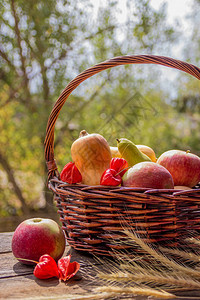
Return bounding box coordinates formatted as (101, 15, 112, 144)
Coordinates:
(0, 0, 199, 224)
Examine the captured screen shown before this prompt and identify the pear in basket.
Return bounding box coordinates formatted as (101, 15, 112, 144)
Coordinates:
(117, 138, 151, 167)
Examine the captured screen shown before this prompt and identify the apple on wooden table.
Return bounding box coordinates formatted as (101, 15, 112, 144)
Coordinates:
(157, 150, 200, 188)
(12, 218, 66, 265)
(122, 161, 174, 189)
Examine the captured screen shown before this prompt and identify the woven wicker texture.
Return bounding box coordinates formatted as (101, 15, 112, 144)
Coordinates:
(45, 55, 200, 255)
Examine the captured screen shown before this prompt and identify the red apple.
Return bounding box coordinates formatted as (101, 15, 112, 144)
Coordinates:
(12, 218, 66, 265)
(122, 161, 174, 189)
(157, 150, 200, 187)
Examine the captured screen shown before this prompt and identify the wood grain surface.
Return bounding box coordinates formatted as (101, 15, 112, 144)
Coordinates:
(0, 232, 98, 300)
(1, 232, 200, 299)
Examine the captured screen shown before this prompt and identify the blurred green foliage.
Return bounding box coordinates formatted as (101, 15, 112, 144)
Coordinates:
(0, 0, 199, 216)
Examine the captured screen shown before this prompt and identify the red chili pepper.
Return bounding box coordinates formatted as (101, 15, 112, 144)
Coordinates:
(110, 157, 128, 177)
(33, 254, 80, 281)
(100, 168, 122, 186)
(58, 255, 80, 281)
(33, 254, 59, 279)
(60, 162, 82, 184)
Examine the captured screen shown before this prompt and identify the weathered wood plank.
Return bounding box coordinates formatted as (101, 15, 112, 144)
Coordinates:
(0, 232, 13, 253)
(0, 244, 101, 300)
(0, 248, 100, 279)
(0, 243, 100, 300)
(0, 252, 34, 278)
(0, 273, 89, 300)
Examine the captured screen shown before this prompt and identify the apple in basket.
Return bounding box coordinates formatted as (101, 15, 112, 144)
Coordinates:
(122, 161, 174, 189)
(12, 218, 66, 265)
(157, 150, 200, 188)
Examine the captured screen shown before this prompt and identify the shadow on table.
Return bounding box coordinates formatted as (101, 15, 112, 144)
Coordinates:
(13, 261, 34, 275)
(13, 261, 60, 287)
(28, 273, 85, 288)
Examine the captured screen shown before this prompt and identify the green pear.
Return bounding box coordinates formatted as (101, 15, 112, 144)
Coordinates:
(117, 138, 151, 167)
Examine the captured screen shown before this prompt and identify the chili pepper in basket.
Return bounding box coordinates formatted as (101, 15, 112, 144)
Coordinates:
(60, 162, 82, 184)
(110, 157, 129, 177)
(100, 168, 122, 186)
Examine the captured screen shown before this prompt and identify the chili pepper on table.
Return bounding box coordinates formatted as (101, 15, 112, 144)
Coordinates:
(58, 254, 80, 281)
(32, 254, 80, 281)
(33, 254, 59, 279)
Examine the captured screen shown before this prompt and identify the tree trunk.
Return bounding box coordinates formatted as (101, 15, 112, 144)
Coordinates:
(42, 153, 56, 213)
(0, 152, 30, 215)
(43, 182, 56, 213)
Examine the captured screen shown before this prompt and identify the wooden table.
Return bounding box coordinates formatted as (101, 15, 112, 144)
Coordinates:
(0, 232, 100, 300)
(1, 232, 200, 300)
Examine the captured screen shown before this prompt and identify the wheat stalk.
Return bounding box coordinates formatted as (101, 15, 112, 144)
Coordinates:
(97, 269, 200, 290)
(185, 237, 200, 246)
(85, 229, 200, 300)
(159, 246, 200, 264)
(94, 285, 175, 298)
(123, 230, 200, 279)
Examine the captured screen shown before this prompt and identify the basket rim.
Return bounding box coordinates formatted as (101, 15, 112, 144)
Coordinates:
(49, 176, 200, 202)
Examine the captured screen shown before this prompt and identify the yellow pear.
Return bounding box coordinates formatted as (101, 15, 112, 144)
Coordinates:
(110, 146, 122, 158)
(136, 145, 157, 162)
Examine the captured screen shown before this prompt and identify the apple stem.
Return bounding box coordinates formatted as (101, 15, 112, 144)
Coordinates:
(186, 150, 191, 153)
(16, 257, 39, 264)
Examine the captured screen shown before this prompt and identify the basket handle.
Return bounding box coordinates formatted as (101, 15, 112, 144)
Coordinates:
(44, 54, 200, 180)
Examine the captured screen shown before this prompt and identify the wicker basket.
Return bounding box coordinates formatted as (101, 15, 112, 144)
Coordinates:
(44, 55, 200, 256)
